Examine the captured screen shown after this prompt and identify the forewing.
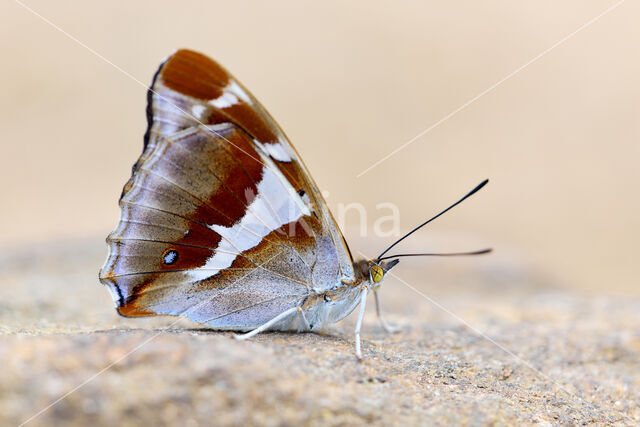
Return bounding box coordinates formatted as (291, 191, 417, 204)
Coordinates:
(142, 49, 356, 281)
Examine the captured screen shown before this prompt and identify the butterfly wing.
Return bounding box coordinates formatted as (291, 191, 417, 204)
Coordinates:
(99, 49, 357, 328)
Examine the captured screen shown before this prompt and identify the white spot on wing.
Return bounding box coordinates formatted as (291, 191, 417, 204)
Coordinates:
(210, 91, 239, 109)
(229, 80, 251, 104)
(264, 143, 292, 162)
(191, 104, 206, 119)
(254, 140, 292, 163)
(208, 80, 251, 109)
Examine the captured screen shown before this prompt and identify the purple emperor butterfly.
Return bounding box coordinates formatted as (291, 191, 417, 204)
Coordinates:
(99, 49, 489, 359)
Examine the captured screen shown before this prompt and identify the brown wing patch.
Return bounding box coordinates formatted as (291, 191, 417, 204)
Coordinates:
(161, 49, 229, 100)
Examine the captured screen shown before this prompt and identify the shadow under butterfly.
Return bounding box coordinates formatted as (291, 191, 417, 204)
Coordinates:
(99, 49, 490, 359)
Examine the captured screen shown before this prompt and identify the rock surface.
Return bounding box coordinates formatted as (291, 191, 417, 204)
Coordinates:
(1, 240, 638, 426)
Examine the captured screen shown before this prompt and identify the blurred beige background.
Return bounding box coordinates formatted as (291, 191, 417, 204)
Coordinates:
(1, 0, 638, 294)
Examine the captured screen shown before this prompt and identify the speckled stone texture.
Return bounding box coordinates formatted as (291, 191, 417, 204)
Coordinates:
(1, 240, 638, 426)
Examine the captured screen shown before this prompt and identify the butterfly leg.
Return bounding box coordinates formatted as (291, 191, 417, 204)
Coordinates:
(354, 286, 369, 360)
(297, 307, 312, 331)
(234, 306, 299, 341)
(374, 289, 400, 334)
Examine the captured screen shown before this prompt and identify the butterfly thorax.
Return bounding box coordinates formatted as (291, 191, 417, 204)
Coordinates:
(298, 257, 397, 330)
(300, 279, 366, 330)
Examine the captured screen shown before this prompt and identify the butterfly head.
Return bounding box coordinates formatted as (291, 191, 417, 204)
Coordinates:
(364, 259, 400, 289)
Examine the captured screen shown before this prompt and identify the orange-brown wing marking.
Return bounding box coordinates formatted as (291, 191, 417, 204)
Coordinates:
(159, 49, 229, 100)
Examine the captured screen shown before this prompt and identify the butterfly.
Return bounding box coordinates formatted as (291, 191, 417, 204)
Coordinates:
(99, 49, 489, 359)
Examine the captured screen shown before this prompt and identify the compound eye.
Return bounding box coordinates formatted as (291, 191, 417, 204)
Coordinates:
(370, 264, 384, 283)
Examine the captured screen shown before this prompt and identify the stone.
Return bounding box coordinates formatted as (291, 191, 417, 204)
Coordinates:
(1, 239, 638, 425)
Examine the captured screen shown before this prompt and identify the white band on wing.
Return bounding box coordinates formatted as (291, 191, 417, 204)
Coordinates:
(188, 164, 306, 281)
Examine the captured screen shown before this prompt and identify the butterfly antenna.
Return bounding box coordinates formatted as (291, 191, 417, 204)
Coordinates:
(377, 248, 492, 262)
(376, 179, 489, 260)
